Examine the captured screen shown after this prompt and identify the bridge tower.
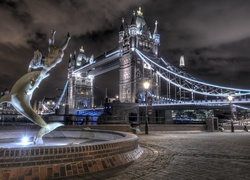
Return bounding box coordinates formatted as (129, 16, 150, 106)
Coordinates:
(67, 47, 94, 109)
(118, 7, 161, 103)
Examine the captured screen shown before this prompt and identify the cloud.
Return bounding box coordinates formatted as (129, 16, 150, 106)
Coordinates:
(0, 7, 29, 46)
(0, 0, 150, 47)
(1, 0, 250, 102)
(159, 0, 250, 49)
(0, 0, 151, 100)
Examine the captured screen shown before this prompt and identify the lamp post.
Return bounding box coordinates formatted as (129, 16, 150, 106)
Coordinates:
(228, 95, 234, 132)
(144, 81, 150, 135)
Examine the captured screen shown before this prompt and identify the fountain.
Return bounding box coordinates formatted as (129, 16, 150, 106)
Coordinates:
(0, 30, 142, 179)
(0, 126, 142, 179)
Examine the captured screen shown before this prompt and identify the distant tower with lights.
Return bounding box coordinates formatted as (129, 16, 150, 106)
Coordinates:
(67, 46, 94, 109)
(177, 55, 190, 100)
(118, 7, 161, 103)
(179, 55, 185, 71)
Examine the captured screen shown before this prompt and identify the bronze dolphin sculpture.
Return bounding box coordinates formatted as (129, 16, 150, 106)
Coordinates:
(0, 30, 71, 144)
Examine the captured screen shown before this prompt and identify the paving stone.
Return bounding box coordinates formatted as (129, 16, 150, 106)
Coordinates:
(66, 131, 250, 180)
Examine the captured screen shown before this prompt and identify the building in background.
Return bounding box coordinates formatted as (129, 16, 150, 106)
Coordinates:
(0, 89, 19, 122)
(177, 55, 191, 101)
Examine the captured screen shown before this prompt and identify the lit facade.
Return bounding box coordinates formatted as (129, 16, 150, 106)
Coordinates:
(67, 47, 94, 109)
(0, 89, 19, 121)
(118, 8, 161, 103)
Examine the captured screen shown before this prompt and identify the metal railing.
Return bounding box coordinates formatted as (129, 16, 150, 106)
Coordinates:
(0, 114, 168, 126)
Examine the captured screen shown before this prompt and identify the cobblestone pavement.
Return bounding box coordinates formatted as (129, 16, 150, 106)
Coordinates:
(75, 130, 250, 180)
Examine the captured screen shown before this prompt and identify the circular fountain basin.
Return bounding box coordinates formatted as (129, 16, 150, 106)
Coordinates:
(0, 126, 142, 179)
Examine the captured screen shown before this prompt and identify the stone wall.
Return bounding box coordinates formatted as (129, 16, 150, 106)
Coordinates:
(77, 124, 207, 132)
(64, 124, 207, 132)
(144, 124, 207, 131)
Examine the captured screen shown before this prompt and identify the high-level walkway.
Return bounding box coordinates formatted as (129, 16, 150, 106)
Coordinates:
(76, 130, 250, 180)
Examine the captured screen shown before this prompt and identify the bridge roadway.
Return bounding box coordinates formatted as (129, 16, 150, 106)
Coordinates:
(69, 129, 250, 180)
(139, 98, 250, 110)
(73, 48, 120, 76)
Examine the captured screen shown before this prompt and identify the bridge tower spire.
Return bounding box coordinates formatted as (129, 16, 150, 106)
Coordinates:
(130, 11, 137, 51)
(153, 20, 160, 56)
(119, 18, 125, 54)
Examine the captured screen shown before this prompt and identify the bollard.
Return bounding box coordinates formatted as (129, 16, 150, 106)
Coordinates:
(231, 120, 234, 132)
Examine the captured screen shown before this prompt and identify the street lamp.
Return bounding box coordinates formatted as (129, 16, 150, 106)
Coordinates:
(143, 81, 150, 135)
(228, 95, 234, 132)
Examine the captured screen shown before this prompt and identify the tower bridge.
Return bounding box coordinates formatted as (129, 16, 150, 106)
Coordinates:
(65, 7, 250, 122)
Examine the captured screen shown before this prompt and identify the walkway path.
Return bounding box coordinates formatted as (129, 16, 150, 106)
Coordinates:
(74, 130, 250, 180)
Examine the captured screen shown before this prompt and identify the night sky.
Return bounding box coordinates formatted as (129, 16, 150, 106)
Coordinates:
(1, 0, 250, 105)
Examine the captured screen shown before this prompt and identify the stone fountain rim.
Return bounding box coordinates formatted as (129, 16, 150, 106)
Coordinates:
(0, 128, 138, 150)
